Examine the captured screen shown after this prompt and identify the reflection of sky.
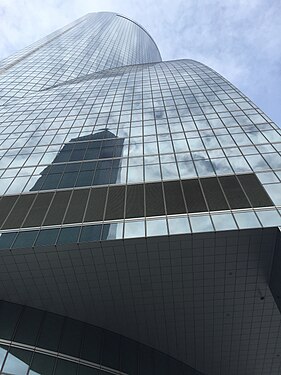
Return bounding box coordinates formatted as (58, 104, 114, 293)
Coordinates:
(189, 215, 214, 233)
(0, 346, 6, 369)
(146, 218, 168, 237)
(103, 222, 123, 240)
(1, 207, 281, 249)
(233, 211, 260, 229)
(0, 60, 280, 195)
(124, 220, 145, 238)
(168, 216, 190, 234)
(211, 213, 237, 231)
(0, 13, 161, 102)
(1, 348, 31, 375)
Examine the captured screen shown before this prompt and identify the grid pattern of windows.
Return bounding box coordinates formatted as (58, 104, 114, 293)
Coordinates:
(0, 59, 280, 236)
(1, 11, 281, 375)
(0, 60, 280, 196)
(1, 206, 281, 250)
(0, 228, 280, 375)
(0, 12, 161, 104)
(0, 301, 200, 375)
(0, 174, 274, 231)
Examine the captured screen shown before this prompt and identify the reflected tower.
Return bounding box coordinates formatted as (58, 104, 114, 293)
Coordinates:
(0, 11, 281, 375)
(30, 129, 124, 191)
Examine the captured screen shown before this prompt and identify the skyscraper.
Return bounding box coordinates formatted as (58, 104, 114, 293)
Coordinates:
(0, 11, 281, 374)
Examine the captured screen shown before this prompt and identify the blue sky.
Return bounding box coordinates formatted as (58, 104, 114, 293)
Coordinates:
(0, 0, 280, 127)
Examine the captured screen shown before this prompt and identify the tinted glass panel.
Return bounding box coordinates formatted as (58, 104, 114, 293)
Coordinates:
(126, 184, 144, 218)
(0, 195, 17, 227)
(59, 318, 83, 357)
(84, 188, 107, 222)
(3, 194, 36, 229)
(80, 225, 102, 242)
(164, 180, 185, 214)
(55, 359, 77, 375)
(0, 232, 17, 249)
(0, 301, 22, 340)
(101, 332, 120, 369)
(13, 230, 38, 248)
(57, 227, 80, 245)
(37, 313, 64, 351)
(30, 353, 56, 375)
(23, 192, 53, 227)
(78, 366, 99, 375)
(182, 179, 207, 212)
(43, 190, 71, 225)
(35, 228, 59, 246)
(120, 337, 138, 374)
(80, 325, 102, 363)
(14, 307, 43, 345)
(238, 174, 274, 207)
(201, 177, 229, 211)
(219, 175, 250, 208)
(64, 189, 89, 224)
(145, 182, 165, 216)
(105, 185, 125, 220)
(139, 346, 154, 375)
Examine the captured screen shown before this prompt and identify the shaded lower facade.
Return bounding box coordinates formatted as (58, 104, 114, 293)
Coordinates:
(1, 227, 281, 374)
(0, 300, 202, 375)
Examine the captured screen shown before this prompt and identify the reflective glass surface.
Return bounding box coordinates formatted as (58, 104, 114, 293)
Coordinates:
(0, 11, 281, 375)
(0, 13, 161, 104)
(0, 59, 280, 203)
(0, 301, 198, 375)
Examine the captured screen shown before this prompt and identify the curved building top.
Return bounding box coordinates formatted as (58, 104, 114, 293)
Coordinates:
(0, 12, 162, 101)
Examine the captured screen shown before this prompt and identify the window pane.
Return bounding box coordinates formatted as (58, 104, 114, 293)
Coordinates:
(211, 213, 237, 231)
(37, 313, 64, 352)
(124, 220, 145, 238)
(101, 223, 123, 240)
(57, 227, 80, 245)
(3, 348, 31, 375)
(0, 346, 8, 369)
(80, 225, 102, 242)
(256, 209, 281, 227)
(35, 228, 59, 246)
(190, 215, 214, 233)
(234, 211, 260, 229)
(0, 232, 17, 249)
(13, 231, 38, 248)
(30, 353, 55, 375)
(146, 218, 168, 236)
(14, 307, 43, 346)
(168, 216, 190, 234)
(55, 359, 77, 375)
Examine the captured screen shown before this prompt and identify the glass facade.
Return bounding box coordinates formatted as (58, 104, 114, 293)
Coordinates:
(0, 11, 281, 375)
(0, 12, 161, 104)
(0, 301, 202, 375)
(0, 58, 280, 246)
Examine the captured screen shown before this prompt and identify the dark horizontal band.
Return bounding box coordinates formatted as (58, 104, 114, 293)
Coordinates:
(0, 173, 273, 230)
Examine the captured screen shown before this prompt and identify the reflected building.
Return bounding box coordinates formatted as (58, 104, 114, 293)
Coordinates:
(30, 129, 124, 190)
(0, 11, 281, 375)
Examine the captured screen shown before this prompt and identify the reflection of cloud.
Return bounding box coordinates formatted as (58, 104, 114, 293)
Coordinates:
(127, 165, 143, 183)
(1, 0, 280, 125)
(161, 163, 179, 180)
(194, 159, 215, 176)
(211, 158, 232, 174)
(154, 109, 164, 119)
(145, 164, 161, 181)
(245, 154, 268, 171)
(146, 218, 167, 236)
(104, 222, 123, 240)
